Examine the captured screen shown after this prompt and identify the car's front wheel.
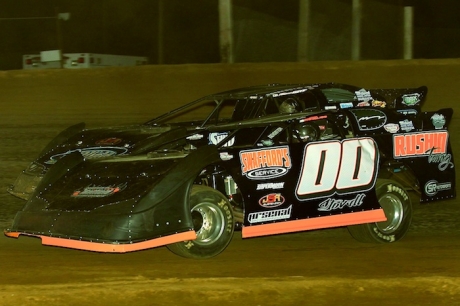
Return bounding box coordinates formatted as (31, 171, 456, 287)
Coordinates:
(167, 185, 234, 259)
(348, 179, 412, 243)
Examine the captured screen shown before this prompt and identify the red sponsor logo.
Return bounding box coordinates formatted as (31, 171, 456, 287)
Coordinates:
(357, 101, 370, 107)
(72, 183, 127, 198)
(240, 146, 291, 176)
(393, 131, 448, 158)
(300, 115, 327, 123)
(259, 193, 285, 208)
(96, 137, 122, 145)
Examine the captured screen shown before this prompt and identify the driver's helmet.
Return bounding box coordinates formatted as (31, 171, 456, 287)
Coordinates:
(279, 98, 300, 114)
(293, 123, 318, 142)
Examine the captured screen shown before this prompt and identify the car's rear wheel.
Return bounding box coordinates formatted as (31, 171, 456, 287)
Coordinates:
(167, 185, 234, 259)
(348, 179, 412, 243)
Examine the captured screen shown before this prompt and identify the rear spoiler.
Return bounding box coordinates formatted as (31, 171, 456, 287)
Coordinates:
(370, 86, 428, 111)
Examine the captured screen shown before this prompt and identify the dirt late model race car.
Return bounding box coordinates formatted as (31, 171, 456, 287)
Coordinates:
(5, 83, 456, 259)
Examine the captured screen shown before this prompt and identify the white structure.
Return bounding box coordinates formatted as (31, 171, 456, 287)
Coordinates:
(23, 51, 148, 69)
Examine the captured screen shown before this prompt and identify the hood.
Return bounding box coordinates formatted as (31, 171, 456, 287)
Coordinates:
(24, 145, 219, 213)
(30, 157, 174, 212)
(35, 123, 189, 167)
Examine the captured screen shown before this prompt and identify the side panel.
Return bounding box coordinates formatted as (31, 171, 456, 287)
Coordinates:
(222, 137, 386, 238)
(392, 130, 456, 202)
(346, 106, 456, 203)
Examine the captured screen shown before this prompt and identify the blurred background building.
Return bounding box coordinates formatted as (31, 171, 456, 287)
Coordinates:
(0, 0, 459, 70)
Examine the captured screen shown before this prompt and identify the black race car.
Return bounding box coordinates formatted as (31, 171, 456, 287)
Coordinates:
(5, 83, 455, 258)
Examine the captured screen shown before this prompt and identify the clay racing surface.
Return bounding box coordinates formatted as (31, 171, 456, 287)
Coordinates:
(0, 61, 459, 305)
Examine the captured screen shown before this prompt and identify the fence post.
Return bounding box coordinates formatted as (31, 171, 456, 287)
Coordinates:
(403, 6, 414, 60)
(351, 0, 361, 60)
(297, 0, 310, 62)
(219, 0, 234, 63)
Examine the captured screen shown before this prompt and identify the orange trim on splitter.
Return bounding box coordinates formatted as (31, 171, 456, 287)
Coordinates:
(4, 230, 197, 253)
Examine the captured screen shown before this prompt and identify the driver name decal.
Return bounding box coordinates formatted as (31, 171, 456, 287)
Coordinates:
(317, 193, 365, 212)
(240, 146, 291, 180)
(393, 131, 448, 158)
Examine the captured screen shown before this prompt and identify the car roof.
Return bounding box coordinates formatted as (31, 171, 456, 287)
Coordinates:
(208, 109, 332, 131)
(204, 83, 330, 100)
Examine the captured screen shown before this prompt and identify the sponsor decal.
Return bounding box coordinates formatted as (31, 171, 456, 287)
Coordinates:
(271, 88, 309, 98)
(373, 227, 395, 242)
(218, 199, 234, 234)
(80, 149, 120, 159)
(247, 205, 292, 224)
(259, 193, 285, 208)
(397, 109, 417, 116)
(261, 127, 283, 146)
(349, 109, 387, 131)
(355, 89, 373, 102)
(260, 139, 274, 146)
(325, 105, 337, 110)
(317, 193, 365, 212)
(431, 113, 446, 129)
(240, 146, 291, 180)
(384, 123, 399, 133)
(256, 182, 285, 190)
(357, 101, 370, 107)
(386, 184, 409, 201)
(393, 131, 448, 158)
(300, 115, 327, 123)
(95, 138, 122, 145)
(340, 102, 354, 109)
(372, 100, 386, 108)
(46, 146, 129, 164)
(186, 134, 204, 140)
(427, 148, 454, 171)
(424, 180, 452, 196)
(209, 132, 235, 147)
(399, 119, 415, 132)
(402, 93, 421, 106)
(219, 152, 233, 161)
(72, 183, 127, 198)
(267, 127, 283, 139)
(343, 116, 351, 129)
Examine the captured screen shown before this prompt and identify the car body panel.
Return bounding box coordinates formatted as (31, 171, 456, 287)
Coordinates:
(5, 83, 455, 252)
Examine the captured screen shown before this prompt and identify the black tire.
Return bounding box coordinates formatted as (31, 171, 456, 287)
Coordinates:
(167, 185, 234, 259)
(348, 179, 412, 243)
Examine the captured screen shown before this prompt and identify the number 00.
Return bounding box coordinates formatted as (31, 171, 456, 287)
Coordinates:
(296, 138, 378, 200)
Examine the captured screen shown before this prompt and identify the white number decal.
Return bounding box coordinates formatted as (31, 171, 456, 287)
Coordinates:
(296, 138, 378, 200)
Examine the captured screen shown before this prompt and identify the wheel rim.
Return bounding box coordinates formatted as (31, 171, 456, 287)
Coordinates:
(191, 202, 225, 245)
(376, 193, 404, 234)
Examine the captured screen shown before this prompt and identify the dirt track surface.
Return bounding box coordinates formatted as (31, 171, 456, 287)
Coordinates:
(1, 229, 460, 305)
(1, 60, 459, 305)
